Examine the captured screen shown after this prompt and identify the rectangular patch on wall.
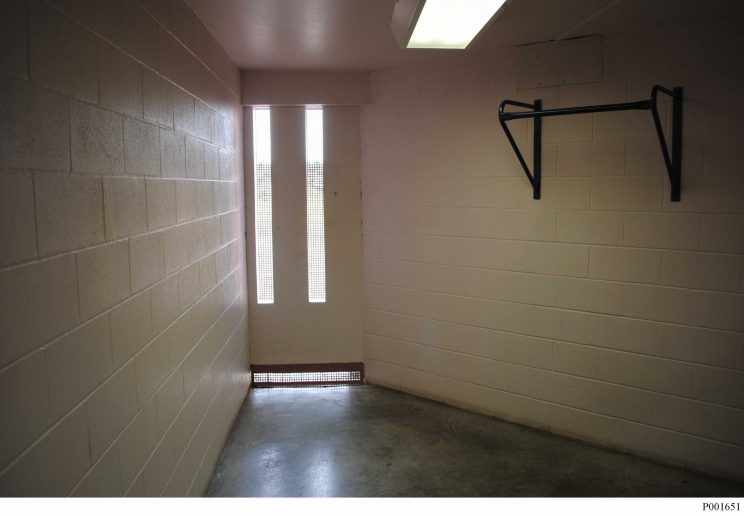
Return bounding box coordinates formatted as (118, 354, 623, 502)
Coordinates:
(518, 35, 602, 88)
(251, 363, 364, 387)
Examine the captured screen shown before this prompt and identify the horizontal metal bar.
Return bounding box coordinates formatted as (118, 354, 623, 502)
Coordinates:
(252, 380, 364, 388)
(251, 362, 364, 373)
(652, 84, 679, 98)
(499, 99, 538, 112)
(500, 99, 653, 121)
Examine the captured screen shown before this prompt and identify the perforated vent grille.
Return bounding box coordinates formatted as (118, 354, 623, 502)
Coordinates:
(251, 363, 364, 388)
(254, 371, 361, 384)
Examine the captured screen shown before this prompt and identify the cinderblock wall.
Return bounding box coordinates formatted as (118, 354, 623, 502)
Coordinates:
(361, 22, 744, 482)
(0, 0, 249, 496)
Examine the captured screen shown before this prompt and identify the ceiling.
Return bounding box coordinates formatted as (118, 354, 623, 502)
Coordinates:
(185, 0, 744, 71)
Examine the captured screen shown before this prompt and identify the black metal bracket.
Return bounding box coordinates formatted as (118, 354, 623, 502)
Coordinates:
(498, 85, 683, 201)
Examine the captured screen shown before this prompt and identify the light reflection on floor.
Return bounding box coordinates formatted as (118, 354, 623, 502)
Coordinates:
(208, 385, 744, 497)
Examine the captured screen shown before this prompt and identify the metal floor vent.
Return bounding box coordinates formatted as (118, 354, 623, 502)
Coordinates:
(251, 363, 364, 388)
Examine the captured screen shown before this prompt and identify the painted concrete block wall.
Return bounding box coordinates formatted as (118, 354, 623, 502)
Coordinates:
(0, 0, 248, 496)
(361, 21, 744, 482)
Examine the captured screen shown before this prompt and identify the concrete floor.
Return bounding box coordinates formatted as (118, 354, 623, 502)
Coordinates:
(207, 385, 744, 497)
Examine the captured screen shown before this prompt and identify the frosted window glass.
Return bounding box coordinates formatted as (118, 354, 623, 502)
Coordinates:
(253, 107, 274, 304)
(305, 108, 326, 303)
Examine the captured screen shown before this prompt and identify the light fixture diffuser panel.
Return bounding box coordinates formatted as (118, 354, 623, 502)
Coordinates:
(407, 0, 507, 49)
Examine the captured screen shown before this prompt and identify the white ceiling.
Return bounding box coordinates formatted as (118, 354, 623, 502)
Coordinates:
(185, 0, 744, 71)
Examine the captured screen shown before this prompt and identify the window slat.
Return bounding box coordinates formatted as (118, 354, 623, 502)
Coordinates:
(253, 107, 274, 304)
(306, 108, 326, 303)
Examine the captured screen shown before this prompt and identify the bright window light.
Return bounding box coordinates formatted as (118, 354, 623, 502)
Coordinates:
(305, 108, 326, 303)
(408, 0, 506, 49)
(252, 107, 274, 304)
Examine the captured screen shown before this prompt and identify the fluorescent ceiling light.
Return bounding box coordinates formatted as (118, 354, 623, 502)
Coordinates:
(406, 0, 507, 49)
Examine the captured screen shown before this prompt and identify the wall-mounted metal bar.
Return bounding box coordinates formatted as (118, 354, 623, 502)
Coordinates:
(498, 84, 683, 201)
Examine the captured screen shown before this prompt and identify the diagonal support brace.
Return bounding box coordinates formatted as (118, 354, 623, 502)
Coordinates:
(650, 85, 684, 202)
(498, 99, 542, 199)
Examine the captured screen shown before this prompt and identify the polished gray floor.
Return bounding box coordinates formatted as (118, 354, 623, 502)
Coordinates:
(207, 385, 744, 497)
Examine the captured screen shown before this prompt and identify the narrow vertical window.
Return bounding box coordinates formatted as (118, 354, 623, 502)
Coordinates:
(253, 107, 274, 304)
(305, 107, 326, 303)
